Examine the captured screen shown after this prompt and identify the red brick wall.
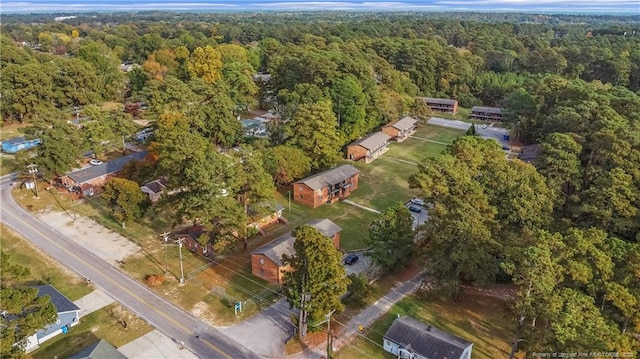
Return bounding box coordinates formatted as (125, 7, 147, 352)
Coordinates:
(332, 233, 341, 249)
(293, 183, 321, 208)
(346, 145, 368, 161)
(382, 126, 399, 140)
(251, 254, 292, 285)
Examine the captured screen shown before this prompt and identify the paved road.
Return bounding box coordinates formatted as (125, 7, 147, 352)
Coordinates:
(0, 173, 258, 359)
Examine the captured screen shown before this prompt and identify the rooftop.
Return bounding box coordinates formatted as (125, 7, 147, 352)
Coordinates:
(66, 151, 148, 184)
(386, 116, 418, 131)
(384, 316, 472, 359)
(294, 164, 360, 191)
(350, 132, 391, 151)
(471, 106, 503, 114)
(519, 144, 540, 163)
(35, 285, 80, 313)
(420, 97, 458, 105)
(251, 219, 342, 265)
(2, 136, 38, 145)
(141, 177, 168, 194)
(68, 339, 127, 359)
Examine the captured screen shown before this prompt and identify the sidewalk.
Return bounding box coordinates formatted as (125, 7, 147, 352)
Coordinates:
(287, 271, 426, 359)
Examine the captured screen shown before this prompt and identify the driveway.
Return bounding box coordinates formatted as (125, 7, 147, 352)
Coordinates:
(218, 299, 296, 358)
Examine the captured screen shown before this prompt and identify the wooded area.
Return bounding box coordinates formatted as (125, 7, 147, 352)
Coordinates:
(1, 11, 639, 355)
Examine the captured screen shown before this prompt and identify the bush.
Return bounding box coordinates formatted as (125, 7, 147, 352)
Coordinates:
(344, 273, 372, 308)
(145, 274, 165, 287)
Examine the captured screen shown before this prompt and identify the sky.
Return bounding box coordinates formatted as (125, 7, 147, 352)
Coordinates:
(1, 0, 638, 14)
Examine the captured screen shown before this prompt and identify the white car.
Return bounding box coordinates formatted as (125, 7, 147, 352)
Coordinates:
(410, 198, 425, 206)
(89, 159, 103, 166)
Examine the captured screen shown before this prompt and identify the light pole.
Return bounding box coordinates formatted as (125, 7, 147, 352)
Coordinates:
(177, 238, 185, 285)
(288, 190, 291, 215)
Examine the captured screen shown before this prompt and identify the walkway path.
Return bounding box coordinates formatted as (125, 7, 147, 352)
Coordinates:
(381, 156, 418, 166)
(287, 271, 426, 359)
(342, 199, 381, 214)
(409, 136, 449, 146)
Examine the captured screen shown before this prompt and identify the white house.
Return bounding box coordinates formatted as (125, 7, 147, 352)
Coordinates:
(25, 285, 81, 352)
(383, 316, 473, 359)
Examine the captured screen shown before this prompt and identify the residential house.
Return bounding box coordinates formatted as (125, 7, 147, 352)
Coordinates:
(174, 226, 212, 258)
(59, 151, 147, 197)
(518, 144, 540, 164)
(1, 137, 42, 154)
(140, 177, 168, 203)
(247, 202, 286, 235)
(382, 116, 418, 142)
(293, 165, 360, 208)
(420, 97, 459, 115)
(469, 106, 504, 122)
(25, 285, 81, 352)
(68, 339, 127, 359)
(346, 132, 392, 163)
(251, 219, 341, 285)
(383, 316, 473, 359)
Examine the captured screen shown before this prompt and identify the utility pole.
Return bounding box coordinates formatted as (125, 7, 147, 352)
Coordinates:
(288, 189, 291, 215)
(160, 232, 171, 274)
(325, 310, 335, 359)
(177, 238, 185, 285)
(27, 164, 39, 198)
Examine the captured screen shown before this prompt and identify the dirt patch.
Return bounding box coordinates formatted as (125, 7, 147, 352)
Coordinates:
(191, 301, 217, 326)
(38, 211, 141, 265)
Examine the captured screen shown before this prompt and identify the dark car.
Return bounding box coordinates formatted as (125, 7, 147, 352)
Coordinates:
(344, 254, 359, 265)
(408, 205, 422, 213)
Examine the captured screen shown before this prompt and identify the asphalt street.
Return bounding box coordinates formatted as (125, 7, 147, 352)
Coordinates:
(0, 173, 259, 359)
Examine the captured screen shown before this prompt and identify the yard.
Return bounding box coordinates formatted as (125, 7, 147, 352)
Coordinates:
(0, 224, 93, 301)
(334, 291, 521, 359)
(30, 303, 153, 359)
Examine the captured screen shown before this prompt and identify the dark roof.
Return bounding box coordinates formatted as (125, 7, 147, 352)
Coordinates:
(66, 151, 147, 184)
(421, 97, 458, 105)
(68, 339, 127, 359)
(386, 116, 418, 131)
(251, 219, 342, 265)
(35, 285, 80, 313)
(349, 132, 391, 151)
(384, 317, 472, 359)
(141, 177, 167, 194)
(471, 106, 503, 114)
(294, 165, 360, 191)
(176, 225, 206, 242)
(519, 144, 540, 163)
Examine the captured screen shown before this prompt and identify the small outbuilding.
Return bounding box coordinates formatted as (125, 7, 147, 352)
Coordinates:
(346, 132, 391, 163)
(382, 116, 418, 142)
(140, 177, 168, 203)
(518, 144, 540, 164)
(383, 316, 473, 359)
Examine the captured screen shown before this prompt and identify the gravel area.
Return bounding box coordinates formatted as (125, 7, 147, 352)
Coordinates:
(38, 211, 141, 265)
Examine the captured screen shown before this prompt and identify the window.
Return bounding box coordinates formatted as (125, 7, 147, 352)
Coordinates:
(259, 258, 264, 265)
(319, 194, 323, 200)
(300, 195, 303, 199)
(259, 269, 264, 276)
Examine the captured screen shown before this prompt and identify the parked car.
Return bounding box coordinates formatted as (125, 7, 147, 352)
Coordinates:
(89, 159, 103, 166)
(410, 198, 425, 206)
(408, 205, 422, 213)
(502, 145, 510, 151)
(344, 254, 359, 265)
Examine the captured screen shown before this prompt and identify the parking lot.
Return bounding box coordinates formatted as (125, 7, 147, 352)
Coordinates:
(342, 251, 370, 276)
(428, 117, 510, 148)
(405, 200, 429, 230)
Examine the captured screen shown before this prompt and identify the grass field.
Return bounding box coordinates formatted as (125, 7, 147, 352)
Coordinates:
(0, 224, 93, 301)
(0, 155, 20, 176)
(0, 121, 29, 140)
(335, 292, 520, 359)
(30, 303, 153, 359)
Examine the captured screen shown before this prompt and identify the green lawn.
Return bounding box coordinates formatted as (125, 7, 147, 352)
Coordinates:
(30, 303, 153, 359)
(0, 155, 20, 176)
(0, 224, 93, 301)
(0, 122, 29, 140)
(335, 293, 519, 359)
